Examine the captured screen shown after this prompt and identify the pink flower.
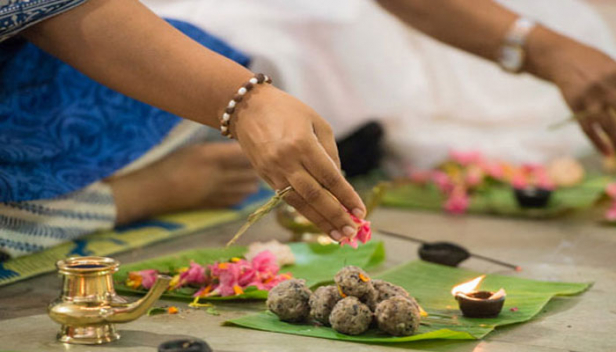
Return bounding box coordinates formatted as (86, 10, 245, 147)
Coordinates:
(444, 188, 470, 215)
(605, 203, 616, 221)
(520, 163, 541, 174)
(339, 213, 372, 249)
(179, 262, 207, 287)
(251, 251, 279, 277)
(339, 236, 359, 249)
(450, 150, 483, 166)
(237, 261, 257, 288)
(533, 167, 555, 190)
(432, 171, 454, 193)
(212, 262, 241, 297)
(127, 269, 158, 290)
(481, 161, 505, 180)
(606, 183, 616, 199)
(511, 172, 528, 189)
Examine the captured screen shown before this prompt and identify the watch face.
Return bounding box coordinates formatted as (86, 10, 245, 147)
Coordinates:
(500, 46, 524, 72)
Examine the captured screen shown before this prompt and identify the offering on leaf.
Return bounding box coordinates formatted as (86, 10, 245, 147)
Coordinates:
(266, 266, 424, 337)
(398, 150, 602, 216)
(229, 261, 590, 343)
(126, 250, 292, 298)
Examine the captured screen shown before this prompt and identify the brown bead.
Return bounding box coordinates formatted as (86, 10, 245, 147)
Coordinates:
(221, 120, 230, 127)
(256, 73, 265, 83)
(265, 76, 273, 83)
(233, 94, 243, 102)
(244, 82, 254, 90)
(225, 106, 235, 114)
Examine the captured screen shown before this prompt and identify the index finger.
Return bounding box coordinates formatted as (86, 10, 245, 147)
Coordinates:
(580, 116, 613, 155)
(301, 141, 366, 219)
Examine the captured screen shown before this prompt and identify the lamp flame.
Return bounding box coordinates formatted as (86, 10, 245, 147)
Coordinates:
(451, 275, 485, 296)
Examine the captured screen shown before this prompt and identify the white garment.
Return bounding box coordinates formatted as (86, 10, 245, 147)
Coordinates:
(143, 0, 616, 168)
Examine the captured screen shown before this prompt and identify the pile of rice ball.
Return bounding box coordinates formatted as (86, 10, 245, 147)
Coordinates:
(266, 266, 422, 336)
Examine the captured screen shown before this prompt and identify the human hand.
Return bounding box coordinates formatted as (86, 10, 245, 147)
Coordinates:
(231, 85, 366, 241)
(111, 142, 260, 224)
(527, 28, 616, 155)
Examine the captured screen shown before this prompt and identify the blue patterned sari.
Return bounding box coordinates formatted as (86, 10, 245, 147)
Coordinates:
(0, 16, 249, 202)
(0, 2, 251, 259)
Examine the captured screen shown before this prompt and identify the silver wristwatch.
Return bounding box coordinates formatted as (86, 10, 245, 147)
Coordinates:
(498, 17, 537, 73)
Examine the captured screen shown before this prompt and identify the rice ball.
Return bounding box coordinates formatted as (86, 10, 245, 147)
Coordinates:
(375, 296, 421, 336)
(308, 285, 342, 325)
(267, 279, 311, 322)
(361, 284, 379, 311)
(334, 266, 373, 298)
(372, 279, 410, 303)
(329, 297, 373, 335)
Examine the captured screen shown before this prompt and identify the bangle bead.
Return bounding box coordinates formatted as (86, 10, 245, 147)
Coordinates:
(219, 73, 273, 138)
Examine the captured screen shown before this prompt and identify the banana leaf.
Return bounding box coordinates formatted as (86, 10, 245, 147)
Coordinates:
(114, 241, 385, 301)
(382, 175, 611, 218)
(226, 261, 589, 343)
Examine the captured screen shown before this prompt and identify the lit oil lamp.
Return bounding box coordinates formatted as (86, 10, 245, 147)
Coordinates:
(451, 275, 506, 318)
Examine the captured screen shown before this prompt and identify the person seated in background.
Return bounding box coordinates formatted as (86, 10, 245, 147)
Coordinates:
(142, 0, 616, 171)
(0, 0, 367, 260)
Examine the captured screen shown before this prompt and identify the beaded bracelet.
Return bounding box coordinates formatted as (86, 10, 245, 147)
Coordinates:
(220, 73, 273, 138)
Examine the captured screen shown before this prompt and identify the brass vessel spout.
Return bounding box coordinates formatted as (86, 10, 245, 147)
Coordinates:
(48, 256, 171, 345)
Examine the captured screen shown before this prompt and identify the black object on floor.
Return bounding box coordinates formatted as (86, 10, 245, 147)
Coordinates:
(377, 229, 521, 271)
(418, 242, 470, 267)
(158, 339, 212, 352)
(336, 121, 384, 178)
(514, 187, 552, 208)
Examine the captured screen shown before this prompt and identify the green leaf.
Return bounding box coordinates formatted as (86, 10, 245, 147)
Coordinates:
(226, 261, 589, 343)
(114, 241, 385, 301)
(147, 307, 168, 316)
(206, 307, 221, 316)
(382, 176, 611, 218)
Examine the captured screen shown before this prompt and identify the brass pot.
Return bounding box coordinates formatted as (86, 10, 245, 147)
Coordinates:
(48, 256, 171, 345)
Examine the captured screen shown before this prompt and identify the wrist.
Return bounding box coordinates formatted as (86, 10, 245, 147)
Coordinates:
(523, 25, 573, 83)
(224, 76, 277, 139)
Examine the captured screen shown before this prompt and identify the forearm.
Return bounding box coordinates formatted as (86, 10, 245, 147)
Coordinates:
(377, 0, 516, 60)
(376, 0, 572, 81)
(23, 0, 252, 127)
